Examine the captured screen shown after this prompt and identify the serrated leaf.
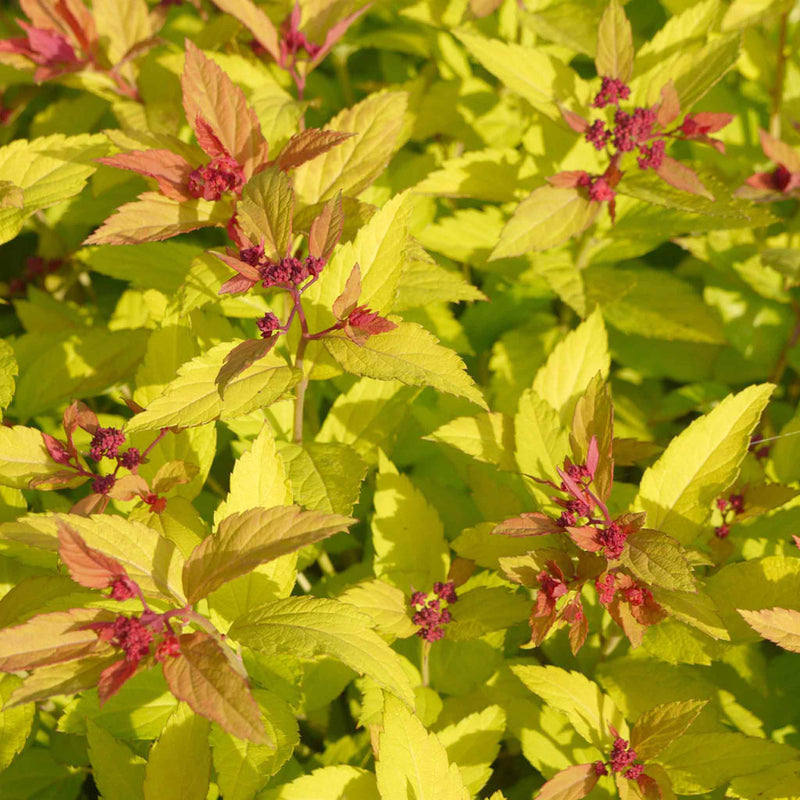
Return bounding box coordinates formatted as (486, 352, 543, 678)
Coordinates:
(633, 384, 773, 544)
(338, 579, 417, 639)
(229, 596, 414, 706)
(86, 720, 146, 800)
(292, 91, 408, 205)
(511, 665, 628, 750)
(125, 342, 300, 432)
(208, 0, 280, 61)
(261, 765, 379, 800)
(183, 506, 353, 603)
(532, 310, 610, 425)
(276, 129, 354, 172)
(162, 633, 268, 745)
(446, 587, 530, 641)
(0, 675, 34, 772)
(515, 389, 571, 488)
(595, 0, 634, 82)
(143, 702, 210, 800)
(237, 167, 294, 259)
(738, 607, 800, 653)
(619, 530, 695, 591)
(492, 186, 600, 259)
(57, 523, 128, 590)
(93, 0, 151, 66)
(324, 323, 486, 408)
(650, 587, 729, 640)
(630, 700, 706, 762)
(376, 693, 469, 800)
(0, 426, 66, 489)
(0, 339, 17, 412)
(5, 655, 118, 707)
(427, 412, 516, 469)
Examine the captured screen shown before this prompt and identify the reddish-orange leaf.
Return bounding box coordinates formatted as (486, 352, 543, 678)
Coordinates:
(759, 129, 800, 172)
(162, 632, 270, 744)
(655, 157, 713, 200)
(181, 40, 268, 177)
(307, 192, 344, 260)
(493, 513, 564, 537)
(98, 150, 196, 201)
(57, 523, 127, 590)
(215, 337, 277, 396)
(332, 263, 361, 320)
(98, 658, 139, 705)
(0, 608, 114, 672)
(535, 763, 601, 800)
(276, 129, 355, 172)
(657, 81, 680, 127)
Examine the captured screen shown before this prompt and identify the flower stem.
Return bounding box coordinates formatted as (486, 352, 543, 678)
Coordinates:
(770, 12, 789, 137)
(421, 639, 431, 687)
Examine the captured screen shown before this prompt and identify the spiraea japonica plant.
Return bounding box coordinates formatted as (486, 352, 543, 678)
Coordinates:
(2, 0, 800, 798)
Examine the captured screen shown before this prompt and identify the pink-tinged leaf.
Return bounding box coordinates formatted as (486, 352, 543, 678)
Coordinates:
(210, 250, 261, 282)
(98, 658, 139, 705)
(469, 0, 503, 16)
(567, 526, 603, 552)
(162, 631, 270, 744)
(637, 772, 663, 800)
(150, 461, 199, 494)
(308, 192, 344, 260)
(657, 81, 680, 127)
(0, 609, 114, 672)
(655, 157, 713, 199)
(759, 129, 800, 172)
(181, 40, 268, 177)
(194, 114, 228, 159)
(70, 492, 110, 517)
(595, 0, 634, 83)
(64, 399, 98, 438)
(41, 433, 73, 465)
(333, 263, 362, 320)
(182, 506, 354, 603)
(346, 307, 396, 340)
(219, 274, 258, 295)
(29, 468, 87, 489)
(5, 654, 119, 707)
(547, 171, 589, 189)
(308, 4, 371, 70)
(21, 0, 95, 51)
(276, 129, 355, 172)
(84, 192, 232, 245)
(559, 105, 588, 133)
(108, 474, 150, 501)
(492, 513, 563, 537)
(535, 763, 601, 800)
(215, 337, 277, 396)
(57, 523, 127, 589)
(208, 0, 280, 62)
(738, 607, 800, 653)
(98, 150, 195, 202)
(793, 535, 800, 550)
(688, 112, 733, 135)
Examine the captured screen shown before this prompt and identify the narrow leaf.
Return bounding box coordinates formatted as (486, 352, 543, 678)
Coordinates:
(595, 0, 634, 82)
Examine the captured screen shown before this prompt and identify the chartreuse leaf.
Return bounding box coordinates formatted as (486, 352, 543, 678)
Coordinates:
(142, 702, 210, 800)
(436, 705, 506, 795)
(595, 0, 634, 81)
(0, 747, 84, 799)
(182, 505, 354, 603)
(86, 719, 146, 800)
(260, 765, 379, 800)
(738, 607, 800, 652)
(134, 324, 199, 407)
(376, 693, 470, 800)
(634, 384, 773, 545)
(324, 323, 486, 408)
(515, 389, 571, 489)
(619, 530, 695, 591)
(492, 187, 599, 259)
(630, 700, 706, 762)
(338, 579, 418, 639)
(215, 423, 291, 524)
(427, 412, 516, 470)
(237, 167, 294, 260)
(511, 665, 628, 750)
(0, 339, 17, 411)
(6, 655, 117, 708)
(278, 441, 367, 515)
(455, 32, 580, 121)
(125, 342, 300, 432)
(650, 588, 730, 640)
(228, 596, 415, 706)
(292, 91, 408, 205)
(211, 688, 298, 800)
(0, 675, 34, 772)
(0, 513, 185, 603)
(532, 310, 610, 424)
(728, 760, 800, 800)
(93, 0, 150, 65)
(771, 410, 800, 484)
(371, 455, 449, 593)
(0, 426, 68, 489)
(446, 587, 530, 641)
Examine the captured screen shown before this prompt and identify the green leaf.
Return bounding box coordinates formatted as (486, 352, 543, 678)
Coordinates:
(532, 310, 610, 425)
(0, 747, 84, 799)
(278, 441, 367, 515)
(630, 700, 706, 762)
(6, 655, 118, 707)
(492, 187, 600, 260)
(260, 765, 379, 800)
(371, 456, 449, 592)
(292, 91, 408, 205)
(376, 693, 470, 800)
(650, 588, 730, 640)
(455, 32, 580, 121)
(595, 0, 634, 82)
(619, 530, 695, 591)
(324, 323, 486, 408)
(86, 720, 146, 800)
(0, 339, 17, 412)
(446, 587, 530, 641)
(0, 675, 34, 773)
(738, 607, 800, 653)
(338, 579, 417, 639)
(515, 389, 571, 487)
(183, 505, 354, 603)
(142, 702, 210, 800)
(395, 256, 486, 310)
(210, 688, 298, 800)
(134, 324, 200, 407)
(511, 665, 628, 750)
(237, 167, 294, 260)
(0, 426, 67, 490)
(771, 410, 800, 484)
(427, 412, 516, 470)
(125, 342, 300, 432)
(229, 596, 415, 706)
(633, 384, 773, 544)
(437, 705, 506, 795)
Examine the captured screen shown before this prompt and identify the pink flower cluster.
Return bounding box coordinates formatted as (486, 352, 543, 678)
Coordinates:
(714, 492, 746, 539)
(409, 581, 458, 642)
(593, 736, 644, 780)
(187, 154, 245, 201)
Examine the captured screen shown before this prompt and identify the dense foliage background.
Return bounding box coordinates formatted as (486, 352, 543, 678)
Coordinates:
(1, 0, 800, 798)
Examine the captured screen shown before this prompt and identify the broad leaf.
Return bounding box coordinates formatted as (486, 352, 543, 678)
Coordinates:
(237, 167, 294, 259)
(0, 426, 68, 489)
(595, 0, 634, 82)
(0, 675, 35, 772)
(428, 412, 516, 470)
(619, 530, 695, 591)
(738, 607, 800, 653)
(534, 764, 601, 800)
(86, 720, 147, 800)
(630, 700, 706, 761)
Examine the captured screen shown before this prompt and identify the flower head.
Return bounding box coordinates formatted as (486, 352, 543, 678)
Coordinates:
(90, 427, 126, 461)
(592, 77, 631, 108)
(187, 154, 244, 201)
